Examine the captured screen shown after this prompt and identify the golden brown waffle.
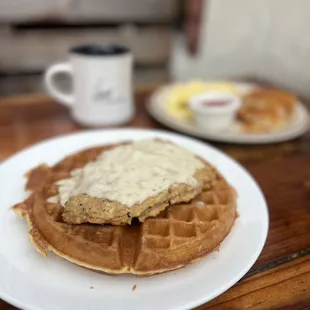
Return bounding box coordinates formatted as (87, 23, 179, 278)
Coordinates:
(13, 144, 237, 276)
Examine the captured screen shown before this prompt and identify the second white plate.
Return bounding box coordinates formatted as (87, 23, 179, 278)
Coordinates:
(147, 83, 310, 144)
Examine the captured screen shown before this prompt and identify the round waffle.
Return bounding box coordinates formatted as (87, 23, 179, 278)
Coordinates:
(13, 144, 237, 276)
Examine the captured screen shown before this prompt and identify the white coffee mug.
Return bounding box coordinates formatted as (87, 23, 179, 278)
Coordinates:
(44, 44, 134, 126)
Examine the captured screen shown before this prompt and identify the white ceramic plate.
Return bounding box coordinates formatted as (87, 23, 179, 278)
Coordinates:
(147, 82, 310, 144)
(0, 129, 268, 310)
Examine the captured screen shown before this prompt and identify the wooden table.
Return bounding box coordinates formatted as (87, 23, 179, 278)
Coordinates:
(1, 88, 310, 310)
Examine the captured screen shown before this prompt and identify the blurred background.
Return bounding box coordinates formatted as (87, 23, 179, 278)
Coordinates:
(1, 0, 310, 97)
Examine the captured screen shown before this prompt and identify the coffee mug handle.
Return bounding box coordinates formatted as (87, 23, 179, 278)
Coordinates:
(44, 63, 74, 107)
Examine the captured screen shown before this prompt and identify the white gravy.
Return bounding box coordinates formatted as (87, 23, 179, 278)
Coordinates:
(57, 139, 204, 207)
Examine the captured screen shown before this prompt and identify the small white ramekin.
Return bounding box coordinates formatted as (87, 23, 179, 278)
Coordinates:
(189, 92, 241, 131)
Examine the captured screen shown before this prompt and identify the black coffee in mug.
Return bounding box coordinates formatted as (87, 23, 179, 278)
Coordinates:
(70, 44, 130, 56)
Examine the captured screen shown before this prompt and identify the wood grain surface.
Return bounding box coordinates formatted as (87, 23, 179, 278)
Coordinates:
(0, 88, 309, 310)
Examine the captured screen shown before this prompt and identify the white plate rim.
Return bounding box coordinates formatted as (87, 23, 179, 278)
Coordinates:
(0, 129, 269, 310)
(146, 83, 310, 144)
